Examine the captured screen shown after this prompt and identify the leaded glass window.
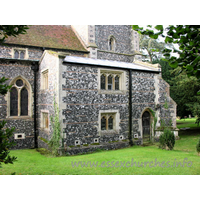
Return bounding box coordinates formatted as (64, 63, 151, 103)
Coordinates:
(20, 51, 25, 59)
(9, 77, 30, 117)
(10, 87, 18, 116)
(108, 75, 112, 90)
(14, 50, 19, 59)
(42, 112, 49, 129)
(108, 116, 113, 130)
(16, 79, 23, 87)
(115, 76, 119, 90)
(101, 116, 106, 130)
(20, 88, 28, 116)
(101, 74, 106, 90)
(14, 49, 26, 59)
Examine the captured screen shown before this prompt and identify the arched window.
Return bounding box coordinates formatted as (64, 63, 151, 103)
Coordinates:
(10, 87, 18, 116)
(20, 87, 28, 116)
(14, 50, 19, 59)
(100, 74, 106, 90)
(109, 37, 115, 51)
(108, 36, 116, 51)
(8, 77, 32, 117)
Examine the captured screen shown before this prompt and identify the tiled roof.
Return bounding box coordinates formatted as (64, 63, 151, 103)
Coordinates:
(4, 25, 88, 52)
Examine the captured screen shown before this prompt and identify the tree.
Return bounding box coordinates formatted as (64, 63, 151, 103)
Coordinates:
(0, 25, 28, 44)
(169, 67, 200, 120)
(0, 25, 28, 167)
(132, 25, 200, 79)
(0, 78, 17, 168)
(139, 35, 167, 63)
(152, 59, 174, 84)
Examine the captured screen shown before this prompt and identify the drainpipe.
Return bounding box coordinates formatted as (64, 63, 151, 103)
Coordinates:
(128, 69, 134, 146)
(31, 62, 39, 148)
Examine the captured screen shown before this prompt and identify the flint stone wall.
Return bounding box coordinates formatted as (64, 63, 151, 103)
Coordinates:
(0, 60, 35, 149)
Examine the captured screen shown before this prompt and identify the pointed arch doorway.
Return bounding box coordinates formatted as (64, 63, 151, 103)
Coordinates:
(142, 111, 151, 141)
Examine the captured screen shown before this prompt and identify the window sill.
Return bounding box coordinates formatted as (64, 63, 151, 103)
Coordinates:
(98, 89, 127, 95)
(100, 130, 119, 136)
(6, 116, 33, 120)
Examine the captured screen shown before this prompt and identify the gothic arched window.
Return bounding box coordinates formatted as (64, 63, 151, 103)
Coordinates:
(8, 77, 32, 117)
(108, 36, 116, 51)
(10, 87, 18, 116)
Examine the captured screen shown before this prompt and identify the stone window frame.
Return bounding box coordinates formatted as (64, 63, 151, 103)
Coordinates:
(98, 68, 126, 94)
(108, 35, 116, 52)
(41, 68, 49, 90)
(41, 110, 50, 132)
(5, 76, 33, 118)
(98, 110, 120, 136)
(11, 48, 29, 59)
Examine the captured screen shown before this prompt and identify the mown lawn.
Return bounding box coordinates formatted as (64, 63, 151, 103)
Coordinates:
(1, 119, 200, 175)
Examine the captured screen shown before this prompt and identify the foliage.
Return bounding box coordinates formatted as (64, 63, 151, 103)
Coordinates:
(196, 139, 200, 153)
(48, 98, 61, 156)
(0, 77, 12, 95)
(0, 121, 17, 168)
(0, 77, 17, 167)
(132, 25, 200, 79)
(169, 67, 200, 119)
(139, 35, 170, 63)
(149, 108, 157, 141)
(0, 25, 29, 44)
(153, 59, 174, 84)
(159, 128, 175, 150)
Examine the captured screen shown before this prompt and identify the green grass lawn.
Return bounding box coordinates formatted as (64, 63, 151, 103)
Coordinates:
(1, 119, 200, 175)
(177, 117, 199, 129)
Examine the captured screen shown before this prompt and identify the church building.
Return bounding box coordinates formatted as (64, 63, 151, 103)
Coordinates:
(0, 25, 178, 154)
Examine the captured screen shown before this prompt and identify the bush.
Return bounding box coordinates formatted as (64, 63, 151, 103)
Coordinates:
(159, 128, 175, 150)
(196, 139, 200, 154)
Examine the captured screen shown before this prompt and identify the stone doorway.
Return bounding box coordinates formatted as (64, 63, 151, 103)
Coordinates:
(142, 111, 151, 141)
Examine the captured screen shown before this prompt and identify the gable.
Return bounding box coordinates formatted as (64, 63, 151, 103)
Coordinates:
(4, 25, 88, 52)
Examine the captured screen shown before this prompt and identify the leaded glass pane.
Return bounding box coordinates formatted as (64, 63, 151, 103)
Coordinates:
(101, 117, 106, 130)
(108, 116, 113, 130)
(115, 76, 119, 90)
(16, 79, 23, 87)
(108, 75, 112, 90)
(20, 51, 25, 59)
(10, 87, 18, 116)
(20, 87, 28, 116)
(14, 50, 19, 59)
(101, 74, 106, 90)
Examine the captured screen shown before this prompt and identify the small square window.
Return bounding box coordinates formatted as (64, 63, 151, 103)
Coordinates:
(41, 112, 49, 129)
(101, 113, 116, 131)
(12, 48, 27, 59)
(42, 69, 49, 90)
(99, 69, 125, 93)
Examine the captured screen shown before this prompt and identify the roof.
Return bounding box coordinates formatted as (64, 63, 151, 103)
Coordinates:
(4, 25, 88, 52)
(63, 56, 161, 73)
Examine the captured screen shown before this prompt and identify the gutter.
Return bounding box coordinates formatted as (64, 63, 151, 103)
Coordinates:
(128, 69, 134, 146)
(31, 62, 39, 148)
